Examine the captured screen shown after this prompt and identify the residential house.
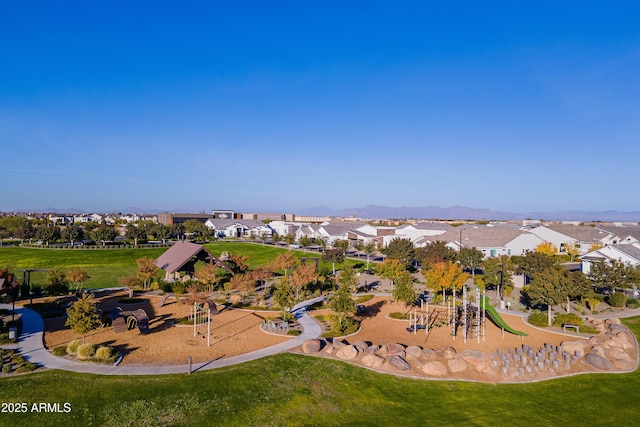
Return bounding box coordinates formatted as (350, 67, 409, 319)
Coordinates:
(205, 218, 273, 239)
(581, 242, 640, 275)
(528, 224, 617, 254)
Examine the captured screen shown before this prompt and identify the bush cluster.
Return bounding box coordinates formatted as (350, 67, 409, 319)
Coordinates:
(528, 310, 548, 327)
(626, 298, 640, 309)
(95, 346, 113, 360)
(608, 292, 628, 308)
(77, 343, 96, 359)
(66, 339, 82, 355)
(553, 313, 583, 327)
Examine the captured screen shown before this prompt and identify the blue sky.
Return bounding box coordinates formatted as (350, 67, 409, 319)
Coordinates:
(1, 2, 639, 214)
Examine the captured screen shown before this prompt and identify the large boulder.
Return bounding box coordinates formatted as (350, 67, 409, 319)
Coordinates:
(437, 346, 457, 360)
(380, 342, 406, 357)
(608, 331, 635, 350)
(447, 357, 468, 373)
(362, 354, 386, 369)
(422, 361, 448, 376)
(332, 339, 347, 350)
(585, 353, 613, 370)
(605, 318, 621, 325)
(302, 339, 323, 354)
(607, 348, 635, 370)
(419, 348, 438, 362)
(560, 340, 587, 357)
(405, 345, 423, 360)
(388, 355, 412, 371)
(352, 340, 369, 352)
(460, 350, 487, 368)
(336, 345, 359, 361)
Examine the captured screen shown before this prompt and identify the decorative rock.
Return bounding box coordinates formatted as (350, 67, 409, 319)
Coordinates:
(332, 339, 347, 350)
(447, 357, 468, 373)
(461, 350, 488, 368)
(352, 340, 369, 352)
(388, 355, 412, 371)
(419, 348, 438, 362)
(561, 340, 586, 356)
(605, 318, 621, 325)
(380, 342, 405, 357)
(438, 346, 457, 359)
(423, 361, 448, 376)
(590, 345, 606, 357)
(364, 344, 379, 354)
(608, 348, 634, 370)
(302, 339, 323, 354)
(405, 345, 423, 360)
(362, 353, 386, 369)
(585, 353, 613, 370)
(336, 345, 359, 361)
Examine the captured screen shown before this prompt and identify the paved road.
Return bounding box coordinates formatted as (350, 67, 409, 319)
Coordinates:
(0, 296, 325, 376)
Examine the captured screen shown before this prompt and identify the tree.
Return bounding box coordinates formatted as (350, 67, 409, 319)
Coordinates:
(136, 257, 159, 290)
(183, 219, 209, 239)
(118, 275, 139, 298)
(564, 242, 581, 262)
(14, 222, 36, 241)
(195, 264, 220, 291)
(515, 250, 556, 284)
(148, 224, 172, 243)
(45, 268, 69, 295)
(90, 225, 118, 244)
(284, 233, 297, 247)
(65, 294, 101, 344)
(322, 248, 345, 275)
(381, 237, 415, 269)
(125, 224, 147, 246)
(269, 252, 299, 279)
(416, 240, 457, 269)
(424, 261, 468, 301)
(361, 242, 377, 272)
(35, 224, 61, 244)
(67, 268, 90, 292)
(273, 279, 295, 320)
(316, 236, 329, 253)
(226, 273, 256, 302)
(588, 260, 632, 294)
(289, 263, 317, 301)
(329, 266, 358, 333)
(376, 258, 407, 282)
(298, 235, 312, 249)
(392, 271, 416, 314)
(562, 270, 592, 313)
(458, 247, 484, 284)
(61, 225, 84, 245)
(480, 256, 515, 299)
(526, 266, 566, 326)
(333, 239, 349, 252)
(535, 242, 558, 256)
(226, 254, 250, 274)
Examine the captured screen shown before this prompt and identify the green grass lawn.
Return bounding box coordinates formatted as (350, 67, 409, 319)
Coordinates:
(0, 242, 362, 290)
(0, 316, 639, 426)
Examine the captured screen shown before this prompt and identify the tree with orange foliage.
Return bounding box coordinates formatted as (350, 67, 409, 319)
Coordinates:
(289, 263, 317, 301)
(424, 261, 469, 301)
(269, 252, 299, 279)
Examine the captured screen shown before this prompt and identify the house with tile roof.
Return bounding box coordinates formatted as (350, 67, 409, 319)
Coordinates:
(204, 218, 273, 239)
(528, 224, 617, 254)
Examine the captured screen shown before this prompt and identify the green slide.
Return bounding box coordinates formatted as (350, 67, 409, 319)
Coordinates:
(480, 297, 528, 336)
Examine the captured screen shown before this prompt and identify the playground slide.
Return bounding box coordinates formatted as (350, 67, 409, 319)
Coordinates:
(481, 297, 528, 337)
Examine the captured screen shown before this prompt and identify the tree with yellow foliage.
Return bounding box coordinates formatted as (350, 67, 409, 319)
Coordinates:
(424, 261, 469, 301)
(535, 242, 558, 255)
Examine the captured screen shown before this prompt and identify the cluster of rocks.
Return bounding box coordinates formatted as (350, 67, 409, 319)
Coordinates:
(299, 317, 637, 382)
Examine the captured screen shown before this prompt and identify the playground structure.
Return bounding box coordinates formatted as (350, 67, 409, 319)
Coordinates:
(191, 301, 212, 346)
(102, 307, 150, 334)
(409, 287, 529, 343)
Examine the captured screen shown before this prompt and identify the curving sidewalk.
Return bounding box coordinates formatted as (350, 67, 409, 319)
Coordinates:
(0, 296, 325, 376)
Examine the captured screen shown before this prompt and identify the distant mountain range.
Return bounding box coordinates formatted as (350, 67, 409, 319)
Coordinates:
(340, 205, 640, 222)
(9, 204, 640, 222)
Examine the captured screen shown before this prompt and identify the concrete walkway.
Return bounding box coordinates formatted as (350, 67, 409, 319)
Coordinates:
(0, 296, 325, 376)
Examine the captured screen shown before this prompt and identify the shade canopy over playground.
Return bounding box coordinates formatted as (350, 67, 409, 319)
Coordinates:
(154, 241, 232, 282)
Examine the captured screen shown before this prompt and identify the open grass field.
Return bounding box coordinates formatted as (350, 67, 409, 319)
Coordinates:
(0, 316, 638, 426)
(0, 242, 361, 289)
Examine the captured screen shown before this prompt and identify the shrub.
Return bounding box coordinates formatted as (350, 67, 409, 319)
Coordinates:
(160, 281, 173, 293)
(608, 292, 628, 308)
(528, 310, 548, 327)
(389, 312, 410, 320)
(553, 313, 583, 327)
(15, 361, 38, 373)
(95, 346, 113, 360)
(66, 339, 82, 355)
(593, 294, 606, 302)
(76, 343, 96, 359)
(171, 282, 186, 295)
(2, 364, 12, 373)
(626, 297, 640, 309)
(53, 346, 67, 357)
